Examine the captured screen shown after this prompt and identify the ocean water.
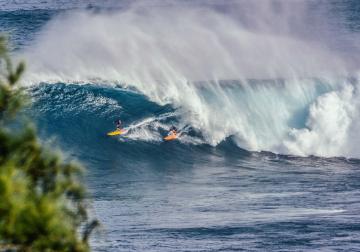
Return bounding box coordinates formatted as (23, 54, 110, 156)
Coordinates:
(2, 0, 360, 251)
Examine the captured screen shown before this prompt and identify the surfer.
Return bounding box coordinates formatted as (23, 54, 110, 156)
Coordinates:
(168, 126, 177, 136)
(115, 119, 122, 130)
(107, 119, 126, 136)
(163, 126, 178, 141)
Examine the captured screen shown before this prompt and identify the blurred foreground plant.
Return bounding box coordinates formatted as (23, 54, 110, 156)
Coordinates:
(0, 37, 98, 251)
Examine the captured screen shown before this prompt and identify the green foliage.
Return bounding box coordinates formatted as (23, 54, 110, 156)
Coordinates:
(0, 37, 98, 251)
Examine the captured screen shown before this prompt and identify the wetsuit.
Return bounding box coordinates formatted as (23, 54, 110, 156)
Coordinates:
(115, 120, 122, 130)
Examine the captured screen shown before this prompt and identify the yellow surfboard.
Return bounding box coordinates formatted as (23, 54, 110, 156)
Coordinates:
(107, 129, 127, 136)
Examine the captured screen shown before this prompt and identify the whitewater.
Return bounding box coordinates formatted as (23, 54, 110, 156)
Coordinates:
(3, 0, 360, 251)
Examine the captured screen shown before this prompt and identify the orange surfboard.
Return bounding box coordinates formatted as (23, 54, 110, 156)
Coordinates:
(164, 133, 177, 141)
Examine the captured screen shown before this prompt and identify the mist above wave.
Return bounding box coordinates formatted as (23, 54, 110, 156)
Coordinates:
(22, 1, 354, 83)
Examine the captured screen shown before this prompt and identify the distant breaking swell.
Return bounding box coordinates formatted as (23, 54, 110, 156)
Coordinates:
(29, 78, 360, 159)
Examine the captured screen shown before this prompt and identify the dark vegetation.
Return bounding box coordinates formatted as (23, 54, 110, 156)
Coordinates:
(0, 37, 98, 251)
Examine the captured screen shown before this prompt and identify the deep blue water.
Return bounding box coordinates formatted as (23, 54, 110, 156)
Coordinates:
(2, 1, 360, 251)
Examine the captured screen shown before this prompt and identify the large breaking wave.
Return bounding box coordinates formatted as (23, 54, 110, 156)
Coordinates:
(20, 1, 360, 158)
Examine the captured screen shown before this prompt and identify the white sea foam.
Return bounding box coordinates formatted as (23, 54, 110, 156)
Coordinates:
(283, 84, 358, 157)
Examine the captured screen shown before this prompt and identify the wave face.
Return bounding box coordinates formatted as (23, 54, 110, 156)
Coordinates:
(15, 0, 360, 158)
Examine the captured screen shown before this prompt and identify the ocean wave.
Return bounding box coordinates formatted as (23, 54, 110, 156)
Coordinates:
(21, 1, 360, 158)
(29, 77, 360, 159)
